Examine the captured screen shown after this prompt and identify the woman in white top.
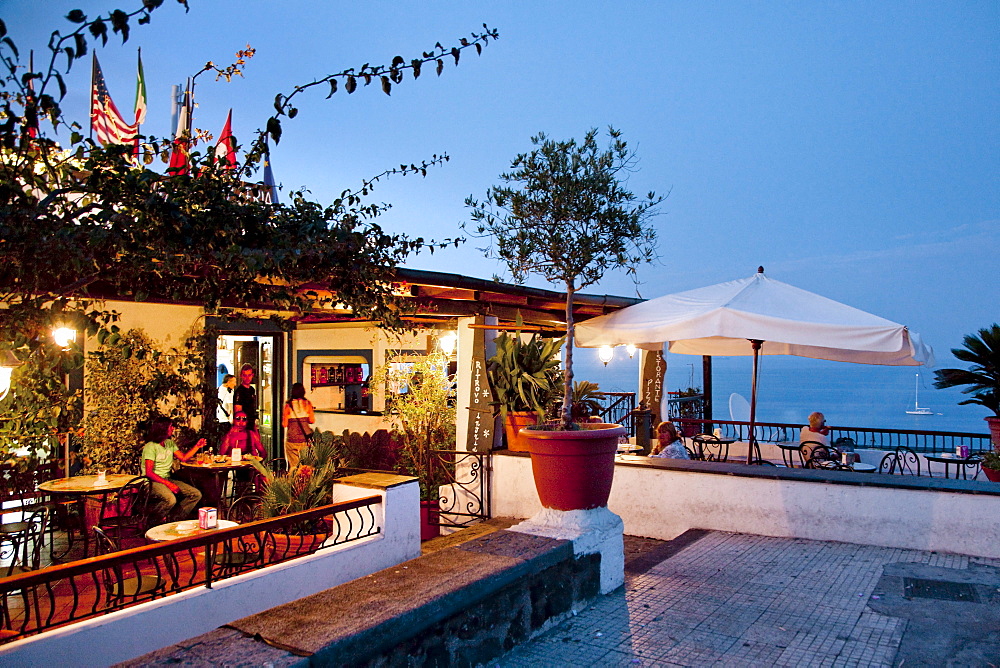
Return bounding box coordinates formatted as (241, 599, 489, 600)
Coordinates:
(282, 382, 316, 469)
(800, 411, 832, 461)
(650, 421, 690, 459)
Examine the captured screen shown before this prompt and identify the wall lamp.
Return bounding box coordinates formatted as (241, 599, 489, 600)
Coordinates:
(598, 345, 614, 366)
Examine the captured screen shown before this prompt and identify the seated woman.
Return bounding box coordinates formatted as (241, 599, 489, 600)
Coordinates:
(218, 411, 267, 497)
(143, 417, 204, 522)
(219, 412, 267, 459)
(650, 421, 690, 459)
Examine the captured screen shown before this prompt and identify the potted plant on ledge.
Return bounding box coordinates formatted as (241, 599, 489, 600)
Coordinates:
(933, 323, 1000, 462)
(466, 127, 662, 511)
(487, 326, 564, 451)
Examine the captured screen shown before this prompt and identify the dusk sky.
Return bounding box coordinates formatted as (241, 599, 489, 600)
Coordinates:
(6, 1, 999, 362)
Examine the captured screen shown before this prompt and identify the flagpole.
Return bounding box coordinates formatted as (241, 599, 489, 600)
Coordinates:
(89, 52, 96, 142)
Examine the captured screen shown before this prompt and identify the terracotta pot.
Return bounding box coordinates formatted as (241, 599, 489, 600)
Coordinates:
(983, 465, 1000, 483)
(504, 411, 538, 451)
(420, 500, 440, 541)
(522, 422, 625, 511)
(986, 417, 1000, 451)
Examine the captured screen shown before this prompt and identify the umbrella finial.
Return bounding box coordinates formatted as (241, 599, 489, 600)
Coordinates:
(757, 266, 764, 274)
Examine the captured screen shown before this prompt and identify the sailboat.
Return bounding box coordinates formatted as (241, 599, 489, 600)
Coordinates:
(905, 373, 933, 415)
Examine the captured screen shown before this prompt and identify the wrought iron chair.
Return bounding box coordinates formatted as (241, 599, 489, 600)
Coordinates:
(98, 476, 154, 547)
(0, 506, 49, 640)
(92, 527, 166, 606)
(0, 506, 49, 578)
(693, 434, 729, 462)
(214, 495, 263, 575)
(802, 444, 847, 470)
(894, 446, 922, 476)
(878, 452, 898, 474)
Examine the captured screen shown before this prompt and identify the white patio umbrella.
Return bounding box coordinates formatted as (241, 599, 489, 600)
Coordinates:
(576, 268, 934, 462)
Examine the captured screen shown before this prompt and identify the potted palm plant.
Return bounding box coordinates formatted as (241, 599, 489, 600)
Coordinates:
(487, 328, 564, 450)
(933, 323, 1000, 458)
(466, 127, 661, 511)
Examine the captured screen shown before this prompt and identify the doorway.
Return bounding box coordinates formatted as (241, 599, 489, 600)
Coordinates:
(216, 334, 280, 457)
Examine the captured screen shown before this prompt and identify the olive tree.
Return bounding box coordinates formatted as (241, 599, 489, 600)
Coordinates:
(465, 128, 662, 429)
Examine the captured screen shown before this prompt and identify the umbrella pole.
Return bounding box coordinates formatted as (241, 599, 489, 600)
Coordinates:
(747, 340, 763, 464)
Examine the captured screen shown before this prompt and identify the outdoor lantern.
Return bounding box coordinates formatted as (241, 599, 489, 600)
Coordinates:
(0, 349, 23, 400)
(53, 327, 77, 349)
(598, 345, 614, 366)
(439, 332, 458, 356)
(625, 343, 637, 358)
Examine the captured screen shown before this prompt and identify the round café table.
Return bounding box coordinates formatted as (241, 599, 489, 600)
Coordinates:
(145, 518, 239, 542)
(180, 457, 261, 509)
(923, 452, 982, 480)
(37, 473, 136, 557)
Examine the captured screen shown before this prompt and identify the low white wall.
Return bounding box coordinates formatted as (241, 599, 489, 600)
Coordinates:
(0, 479, 421, 668)
(493, 453, 1000, 559)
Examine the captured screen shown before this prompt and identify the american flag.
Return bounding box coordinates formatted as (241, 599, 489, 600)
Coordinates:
(91, 54, 138, 146)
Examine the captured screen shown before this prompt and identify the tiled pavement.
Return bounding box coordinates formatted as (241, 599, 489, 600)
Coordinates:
(498, 532, 1000, 667)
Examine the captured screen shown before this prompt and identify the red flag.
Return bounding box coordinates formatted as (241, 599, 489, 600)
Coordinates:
(215, 110, 236, 169)
(167, 101, 190, 176)
(91, 54, 138, 146)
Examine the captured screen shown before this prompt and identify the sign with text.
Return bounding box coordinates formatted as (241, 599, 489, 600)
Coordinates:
(467, 325, 497, 451)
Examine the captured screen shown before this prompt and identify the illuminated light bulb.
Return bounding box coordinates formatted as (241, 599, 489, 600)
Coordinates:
(625, 344, 637, 358)
(598, 345, 614, 366)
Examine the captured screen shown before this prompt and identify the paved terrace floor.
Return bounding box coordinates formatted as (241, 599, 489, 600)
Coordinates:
(499, 530, 1000, 667)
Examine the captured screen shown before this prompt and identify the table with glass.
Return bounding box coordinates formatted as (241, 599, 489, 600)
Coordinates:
(180, 456, 261, 509)
(923, 452, 982, 480)
(37, 473, 136, 557)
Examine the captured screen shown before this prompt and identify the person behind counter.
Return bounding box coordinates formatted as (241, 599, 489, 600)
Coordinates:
(143, 417, 203, 522)
(282, 382, 315, 469)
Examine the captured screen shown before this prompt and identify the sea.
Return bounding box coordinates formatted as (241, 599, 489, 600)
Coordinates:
(572, 351, 990, 435)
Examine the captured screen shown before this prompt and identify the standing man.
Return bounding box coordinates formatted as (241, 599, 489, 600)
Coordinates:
(233, 363, 259, 432)
(217, 373, 236, 434)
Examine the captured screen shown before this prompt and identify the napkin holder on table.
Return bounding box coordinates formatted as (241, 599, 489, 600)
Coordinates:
(231, 448, 242, 463)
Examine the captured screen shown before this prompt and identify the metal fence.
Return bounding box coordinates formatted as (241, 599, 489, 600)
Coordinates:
(676, 418, 991, 454)
(0, 496, 381, 644)
(600, 392, 637, 436)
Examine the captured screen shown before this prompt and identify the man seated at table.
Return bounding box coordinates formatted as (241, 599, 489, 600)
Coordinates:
(143, 417, 204, 522)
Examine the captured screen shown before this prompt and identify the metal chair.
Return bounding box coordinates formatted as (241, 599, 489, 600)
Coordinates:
(800, 441, 831, 469)
(894, 446, 922, 476)
(214, 495, 263, 574)
(98, 476, 154, 547)
(0, 506, 49, 578)
(693, 435, 729, 462)
(92, 527, 166, 606)
(878, 452, 898, 474)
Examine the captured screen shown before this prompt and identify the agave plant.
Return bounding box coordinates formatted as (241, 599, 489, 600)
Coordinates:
(249, 441, 339, 517)
(933, 324, 1000, 418)
(565, 380, 606, 422)
(487, 329, 565, 423)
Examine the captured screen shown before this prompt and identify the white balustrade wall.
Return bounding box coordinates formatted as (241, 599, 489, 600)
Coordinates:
(493, 452, 1000, 559)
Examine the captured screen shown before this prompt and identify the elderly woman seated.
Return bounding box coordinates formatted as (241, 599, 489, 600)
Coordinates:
(800, 411, 856, 466)
(649, 421, 690, 459)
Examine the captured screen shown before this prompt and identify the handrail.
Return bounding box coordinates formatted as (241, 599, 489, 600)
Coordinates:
(0, 495, 382, 643)
(675, 418, 991, 454)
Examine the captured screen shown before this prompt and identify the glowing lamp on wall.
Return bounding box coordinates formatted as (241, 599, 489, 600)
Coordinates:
(598, 345, 614, 366)
(53, 327, 77, 349)
(439, 332, 458, 356)
(625, 344, 637, 359)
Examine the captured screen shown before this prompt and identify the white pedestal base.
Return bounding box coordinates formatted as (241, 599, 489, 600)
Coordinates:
(509, 506, 625, 594)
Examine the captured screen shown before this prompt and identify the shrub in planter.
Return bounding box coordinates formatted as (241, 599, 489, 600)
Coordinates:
(933, 324, 1000, 449)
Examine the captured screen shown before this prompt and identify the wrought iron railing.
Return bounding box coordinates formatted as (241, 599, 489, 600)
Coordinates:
(0, 496, 381, 644)
(601, 392, 637, 436)
(667, 394, 705, 423)
(675, 418, 991, 454)
(430, 449, 491, 530)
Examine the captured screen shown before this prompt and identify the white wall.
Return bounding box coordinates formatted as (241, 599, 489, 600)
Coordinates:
(493, 453, 1000, 559)
(0, 479, 421, 668)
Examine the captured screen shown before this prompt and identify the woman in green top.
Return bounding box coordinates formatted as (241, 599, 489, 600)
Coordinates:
(143, 416, 204, 521)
